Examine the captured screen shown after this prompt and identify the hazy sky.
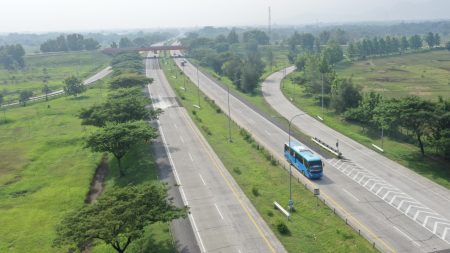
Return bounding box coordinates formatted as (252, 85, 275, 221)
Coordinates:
(1, 0, 449, 33)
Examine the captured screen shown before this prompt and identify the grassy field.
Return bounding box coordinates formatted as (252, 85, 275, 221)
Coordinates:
(0, 79, 174, 252)
(0, 51, 111, 102)
(336, 50, 450, 100)
(0, 83, 107, 252)
(162, 57, 378, 253)
(282, 73, 450, 189)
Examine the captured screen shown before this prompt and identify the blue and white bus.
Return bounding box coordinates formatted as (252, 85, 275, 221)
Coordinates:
(284, 140, 323, 179)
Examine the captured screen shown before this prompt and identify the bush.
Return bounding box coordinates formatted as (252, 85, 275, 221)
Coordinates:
(240, 128, 253, 143)
(233, 167, 242, 175)
(267, 210, 274, 217)
(276, 220, 291, 235)
(252, 186, 260, 197)
(201, 125, 212, 135)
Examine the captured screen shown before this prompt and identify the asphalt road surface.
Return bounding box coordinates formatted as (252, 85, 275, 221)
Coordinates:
(172, 51, 450, 253)
(145, 52, 286, 253)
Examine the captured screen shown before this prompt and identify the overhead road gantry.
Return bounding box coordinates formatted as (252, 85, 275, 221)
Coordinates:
(102, 45, 186, 56)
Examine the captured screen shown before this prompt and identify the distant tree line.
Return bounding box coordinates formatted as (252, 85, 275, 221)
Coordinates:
(347, 33, 442, 59)
(111, 32, 176, 49)
(181, 29, 267, 93)
(40, 34, 100, 52)
(0, 44, 25, 69)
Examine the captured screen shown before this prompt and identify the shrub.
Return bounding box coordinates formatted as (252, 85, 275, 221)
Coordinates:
(276, 220, 290, 235)
(252, 186, 260, 197)
(267, 210, 274, 217)
(233, 167, 242, 175)
(201, 125, 212, 135)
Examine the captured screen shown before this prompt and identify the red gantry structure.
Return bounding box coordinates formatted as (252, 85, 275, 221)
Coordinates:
(102, 45, 186, 55)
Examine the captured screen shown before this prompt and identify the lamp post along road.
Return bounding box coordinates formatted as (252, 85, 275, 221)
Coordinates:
(196, 66, 200, 107)
(273, 113, 305, 212)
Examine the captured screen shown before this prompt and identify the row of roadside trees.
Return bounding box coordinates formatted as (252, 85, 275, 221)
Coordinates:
(53, 52, 187, 253)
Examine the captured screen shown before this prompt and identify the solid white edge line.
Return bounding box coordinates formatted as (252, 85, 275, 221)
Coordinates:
(147, 66, 207, 252)
(392, 226, 421, 247)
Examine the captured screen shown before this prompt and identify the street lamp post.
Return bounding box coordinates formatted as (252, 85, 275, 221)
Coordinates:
(227, 85, 232, 142)
(273, 113, 304, 211)
(196, 66, 200, 108)
(182, 61, 186, 92)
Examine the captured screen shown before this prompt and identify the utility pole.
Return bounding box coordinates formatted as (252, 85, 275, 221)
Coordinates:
(196, 67, 201, 108)
(227, 85, 232, 142)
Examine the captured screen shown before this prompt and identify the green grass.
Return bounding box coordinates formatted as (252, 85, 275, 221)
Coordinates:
(0, 84, 108, 253)
(162, 57, 377, 253)
(336, 50, 450, 101)
(0, 51, 111, 102)
(0, 79, 174, 252)
(92, 143, 175, 253)
(282, 72, 450, 189)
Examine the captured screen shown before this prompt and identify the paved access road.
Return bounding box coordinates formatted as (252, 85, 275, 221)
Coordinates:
(172, 51, 450, 253)
(262, 66, 450, 252)
(145, 53, 286, 253)
(2, 66, 112, 107)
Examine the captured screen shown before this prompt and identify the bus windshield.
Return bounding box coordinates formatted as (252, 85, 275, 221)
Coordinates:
(308, 161, 323, 172)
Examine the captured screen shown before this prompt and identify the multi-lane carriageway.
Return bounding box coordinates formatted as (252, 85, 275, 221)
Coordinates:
(146, 51, 286, 253)
(170, 50, 450, 253)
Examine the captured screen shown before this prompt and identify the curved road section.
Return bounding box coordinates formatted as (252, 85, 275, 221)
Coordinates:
(146, 53, 286, 253)
(262, 66, 450, 252)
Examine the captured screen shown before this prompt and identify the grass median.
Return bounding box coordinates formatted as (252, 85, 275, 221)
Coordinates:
(161, 57, 377, 253)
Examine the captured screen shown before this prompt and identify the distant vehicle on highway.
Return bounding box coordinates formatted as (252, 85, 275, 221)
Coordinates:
(284, 141, 323, 179)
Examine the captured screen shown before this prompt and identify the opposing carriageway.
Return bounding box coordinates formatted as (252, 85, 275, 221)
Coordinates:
(172, 51, 450, 253)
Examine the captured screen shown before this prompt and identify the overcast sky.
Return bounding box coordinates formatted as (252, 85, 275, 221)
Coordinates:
(1, 0, 449, 33)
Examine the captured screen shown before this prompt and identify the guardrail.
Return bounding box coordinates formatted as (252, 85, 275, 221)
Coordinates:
(273, 201, 290, 219)
(311, 137, 342, 158)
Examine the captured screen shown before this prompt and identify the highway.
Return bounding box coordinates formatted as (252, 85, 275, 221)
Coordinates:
(145, 52, 286, 253)
(2, 66, 112, 107)
(172, 51, 450, 253)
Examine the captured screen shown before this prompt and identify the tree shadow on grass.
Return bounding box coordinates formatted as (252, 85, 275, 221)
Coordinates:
(107, 144, 160, 187)
(68, 95, 89, 101)
(129, 223, 176, 253)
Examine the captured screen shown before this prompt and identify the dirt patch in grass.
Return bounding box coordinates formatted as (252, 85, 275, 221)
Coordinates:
(85, 155, 108, 204)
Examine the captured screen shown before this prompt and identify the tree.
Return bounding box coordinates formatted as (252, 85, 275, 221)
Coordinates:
(331, 78, 361, 113)
(53, 183, 187, 253)
(79, 88, 161, 127)
(227, 29, 239, 44)
(319, 30, 331, 44)
(446, 42, 450, 51)
(85, 121, 157, 176)
(398, 96, 435, 156)
(67, 33, 85, 51)
(409, 35, 423, 50)
(0, 93, 3, 105)
(63, 76, 86, 97)
(19, 90, 33, 106)
(111, 42, 118, 48)
(84, 38, 100, 50)
(322, 42, 343, 65)
(266, 49, 274, 70)
(430, 97, 450, 158)
(425, 32, 436, 48)
(400, 36, 409, 52)
(110, 73, 153, 89)
(119, 37, 134, 48)
(227, 28, 239, 44)
(295, 54, 308, 72)
(435, 33, 441, 47)
(0, 44, 25, 69)
(243, 30, 269, 45)
(42, 84, 51, 101)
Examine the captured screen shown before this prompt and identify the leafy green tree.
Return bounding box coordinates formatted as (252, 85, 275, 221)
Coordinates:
(19, 90, 33, 106)
(331, 78, 361, 113)
(67, 33, 85, 51)
(53, 183, 188, 253)
(222, 56, 243, 88)
(398, 96, 435, 156)
(110, 73, 152, 89)
(295, 54, 308, 72)
(409, 35, 423, 50)
(303, 55, 321, 94)
(119, 37, 134, 48)
(0, 93, 3, 105)
(425, 32, 436, 48)
(400, 36, 409, 52)
(243, 30, 269, 45)
(344, 92, 382, 130)
(435, 33, 441, 47)
(372, 99, 401, 136)
(85, 121, 157, 176)
(266, 49, 274, 70)
(84, 38, 100, 50)
(0, 44, 25, 69)
(79, 88, 161, 127)
(446, 42, 450, 51)
(63, 76, 86, 97)
(429, 97, 450, 158)
(322, 42, 343, 65)
(319, 30, 331, 44)
(111, 41, 118, 48)
(227, 29, 239, 44)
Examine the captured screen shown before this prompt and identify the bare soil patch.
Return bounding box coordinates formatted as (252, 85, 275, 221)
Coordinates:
(85, 155, 108, 204)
